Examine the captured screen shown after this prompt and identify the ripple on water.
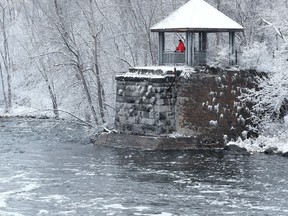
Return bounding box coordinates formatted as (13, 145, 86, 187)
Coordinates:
(1, 119, 288, 215)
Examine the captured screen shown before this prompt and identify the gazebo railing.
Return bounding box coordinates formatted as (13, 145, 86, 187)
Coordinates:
(162, 50, 208, 65)
(194, 51, 207, 65)
(163, 51, 185, 65)
(161, 50, 242, 66)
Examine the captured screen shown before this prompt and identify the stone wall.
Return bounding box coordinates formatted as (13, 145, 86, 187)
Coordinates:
(115, 69, 178, 136)
(176, 68, 258, 145)
(114, 67, 260, 146)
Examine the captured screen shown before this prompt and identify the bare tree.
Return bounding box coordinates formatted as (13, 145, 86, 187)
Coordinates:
(32, 0, 109, 125)
(110, 0, 160, 66)
(80, 0, 106, 124)
(0, 2, 14, 112)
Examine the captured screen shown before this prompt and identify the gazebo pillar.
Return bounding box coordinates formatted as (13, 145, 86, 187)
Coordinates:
(198, 32, 207, 51)
(199, 32, 208, 64)
(229, 32, 235, 65)
(185, 32, 195, 66)
(186, 32, 191, 66)
(158, 32, 165, 65)
(191, 33, 195, 66)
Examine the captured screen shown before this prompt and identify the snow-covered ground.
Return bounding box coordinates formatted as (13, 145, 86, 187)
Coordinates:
(0, 106, 67, 119)
(228, 115, 288, 154)
(0, 106, 47, 117)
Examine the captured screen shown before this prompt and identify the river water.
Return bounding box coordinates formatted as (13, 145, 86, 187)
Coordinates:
(1, 118, 288, 216)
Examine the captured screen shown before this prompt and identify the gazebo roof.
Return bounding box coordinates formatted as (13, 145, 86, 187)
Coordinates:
(151, 0, 244, 32)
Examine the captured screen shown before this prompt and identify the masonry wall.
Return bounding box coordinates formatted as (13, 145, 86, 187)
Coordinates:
(176, 69, 258, 145)
(115, 75, 177, 136)
(115, 67, 260, 145)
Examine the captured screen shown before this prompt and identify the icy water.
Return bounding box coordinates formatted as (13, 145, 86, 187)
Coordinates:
(1, 118, 288, 216)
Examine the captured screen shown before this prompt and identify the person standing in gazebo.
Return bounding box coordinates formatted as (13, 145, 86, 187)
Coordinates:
(151, 0, 244, 66)
(175, 39, 185, 52)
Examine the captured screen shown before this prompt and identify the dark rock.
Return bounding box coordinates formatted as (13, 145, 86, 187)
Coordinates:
(224, 144, 248, 153)
(159, 112, 167, 120)
(247, 129, 259, 138)
(282, 151, 288, 157)
(264, 147, 276, 155)
(279, 98, 288, 120)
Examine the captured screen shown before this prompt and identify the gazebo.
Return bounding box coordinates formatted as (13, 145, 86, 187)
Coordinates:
(150, 0, 244, 66)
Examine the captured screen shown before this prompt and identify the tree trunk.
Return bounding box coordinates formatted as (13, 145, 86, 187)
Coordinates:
(46, 79, 59, 119)
(0, 3, 12, 112)
(0, 63, 8, 112)
(93, 34, 106, 124)
(89, 0, 106, 124)
(77, 60, 99, 125)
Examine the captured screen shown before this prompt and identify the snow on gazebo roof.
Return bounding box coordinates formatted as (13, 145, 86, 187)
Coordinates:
(151, 0, 244, 32)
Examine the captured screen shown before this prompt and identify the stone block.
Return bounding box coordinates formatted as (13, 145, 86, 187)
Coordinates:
(142, 111, 150, 118)
(125, 97, 136, 104)
(159, 112, 167, 120)
(116, 96, 125, 103)
(140, 117, 156, 126)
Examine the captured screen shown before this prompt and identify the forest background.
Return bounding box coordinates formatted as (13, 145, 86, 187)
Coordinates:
(0, 0, 287, 131)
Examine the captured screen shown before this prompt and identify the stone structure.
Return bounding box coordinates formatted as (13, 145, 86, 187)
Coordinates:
(93, 0, 248, 150)
(115, 68, 178, 136)
(175, 68, 256, 143)
(94, 67, 260, 150)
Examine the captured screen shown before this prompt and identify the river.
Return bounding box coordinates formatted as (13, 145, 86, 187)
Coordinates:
(0, 118, 288, 216)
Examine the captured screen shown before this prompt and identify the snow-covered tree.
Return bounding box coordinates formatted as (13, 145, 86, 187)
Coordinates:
(0, 1, 19, 112)
(1, 0, 288, 131)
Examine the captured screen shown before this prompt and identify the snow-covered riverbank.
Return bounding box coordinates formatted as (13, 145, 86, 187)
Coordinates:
(0, 106, 55, 118)
(227, 116, 288, 156)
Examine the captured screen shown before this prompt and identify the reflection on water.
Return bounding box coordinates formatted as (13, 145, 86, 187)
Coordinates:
(0, 118, 288, 216)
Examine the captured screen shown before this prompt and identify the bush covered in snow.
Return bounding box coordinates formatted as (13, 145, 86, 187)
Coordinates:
(229, 48, 288, 154)
(240, 42, 274, 71)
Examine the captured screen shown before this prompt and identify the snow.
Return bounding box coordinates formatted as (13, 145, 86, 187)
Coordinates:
(131, 65, 195, 73)
(209, 120, 218, 127)
(151, 0, 244, 32)
(168, 132, 191, 138)
(227, 134, 288, 154)
(0, 106, 48, 118)
(116, 71, 165, 79)
(0, 105, 69, 119)
(116, 66, 196, 78)
(229, 52, 288, 155)
(228, 115, 288, 154)
(214, 103, 220, 113)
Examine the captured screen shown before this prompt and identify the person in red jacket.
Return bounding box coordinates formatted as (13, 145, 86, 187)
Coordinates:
(175, 39, 185, 52)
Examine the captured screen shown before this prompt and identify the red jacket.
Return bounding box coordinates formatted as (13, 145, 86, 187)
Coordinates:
(176, 41, 185, 52)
